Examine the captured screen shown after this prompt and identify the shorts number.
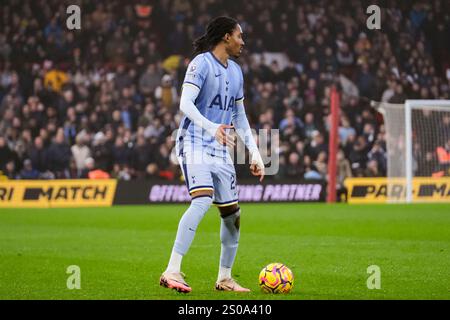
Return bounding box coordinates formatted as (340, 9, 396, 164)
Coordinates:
(230, 174, 236, 190)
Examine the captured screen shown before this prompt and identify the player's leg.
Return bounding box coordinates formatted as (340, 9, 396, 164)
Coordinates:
(160, 189, 213, 293)
(168, 189, 213, 271)
(160, 154, 214, 293)
(218, 204, 240, 280)
(212, 162, 250, 292)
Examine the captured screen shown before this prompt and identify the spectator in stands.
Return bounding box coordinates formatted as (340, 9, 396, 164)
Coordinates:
(381, 79, 397, 102)
(416, 151, 437, 177)
(91, 131, 113, 172)
(81, 157, 110, 179)
(362, 123, 376, 145)
(71, 133, 91, 176)
(131, 135, 155, 179)
(155, 143, 175, 180)
(112, 136, 131, 167)
(139, 64, 162, 97)
(336, 42, 354, 67)
(285, 152, 303, 179)
(0, 136, 15, 172)
(367, 141, 387, 176)
(339, 115, 356, 145)
(19, 159, 40, 179)
(303, 112, 319, 140)
(306, 131, 327, 161)
(304, 164, 322, 180)
(356, 63, 376, 100)
(47, 130, 72, 178)
(337, 149, 352, 201)
(313, 151, 328, 178)
(365, 159, 382, 177)
(279, 109, 304, 139)
(389, 83, 408, 103)
(154, 74, 178, 112)
(3, 160, 18, 179)
(28, 136, 48, 173)
(348, 136, 369, 174)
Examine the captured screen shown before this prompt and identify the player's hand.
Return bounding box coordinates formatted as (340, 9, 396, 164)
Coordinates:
(250, 152, 265, 182)
(215, 124, 235, 147)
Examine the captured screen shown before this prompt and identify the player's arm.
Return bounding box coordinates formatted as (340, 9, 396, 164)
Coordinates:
(180, 84, 234, 147)
(232, 66, 264, 181)
(232, 98, 265, 182)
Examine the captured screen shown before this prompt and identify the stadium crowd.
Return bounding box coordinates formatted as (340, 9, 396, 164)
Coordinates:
(0, 0, 449, 186)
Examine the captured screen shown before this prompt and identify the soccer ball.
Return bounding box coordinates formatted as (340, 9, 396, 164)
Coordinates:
(258, 262, 294, 293)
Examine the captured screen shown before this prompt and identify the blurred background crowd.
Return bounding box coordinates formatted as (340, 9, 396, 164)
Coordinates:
(0, 0, 449, 187)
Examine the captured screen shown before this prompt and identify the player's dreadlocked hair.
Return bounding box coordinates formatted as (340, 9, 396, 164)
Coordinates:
(193, 16, 238, 56)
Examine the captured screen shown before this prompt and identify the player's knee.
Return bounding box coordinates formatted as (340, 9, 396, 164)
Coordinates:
(219, 204, 240, 218)
(234, 215, 240, 230)
(191, 191, 213, 210)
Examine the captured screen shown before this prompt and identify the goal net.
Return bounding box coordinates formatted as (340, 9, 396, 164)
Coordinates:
(375, 100, 450, 203)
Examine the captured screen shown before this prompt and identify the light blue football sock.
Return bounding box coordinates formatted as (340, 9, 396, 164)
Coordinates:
(219, 209, 241, 269)
(172, 195, 212, 256)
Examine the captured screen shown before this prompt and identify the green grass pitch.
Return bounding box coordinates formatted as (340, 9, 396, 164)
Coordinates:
(0, 203, 449, 300)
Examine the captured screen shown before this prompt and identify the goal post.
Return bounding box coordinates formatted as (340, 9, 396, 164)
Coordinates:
(377, 99, 450, 203)
(327, 86, 340, 203)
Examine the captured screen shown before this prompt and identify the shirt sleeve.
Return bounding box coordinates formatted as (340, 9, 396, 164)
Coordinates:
(232, 100, 259, 156)
(180, 82, 219, 138)
(183, 54, 209, 90)
(235, 66, 244, 103)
